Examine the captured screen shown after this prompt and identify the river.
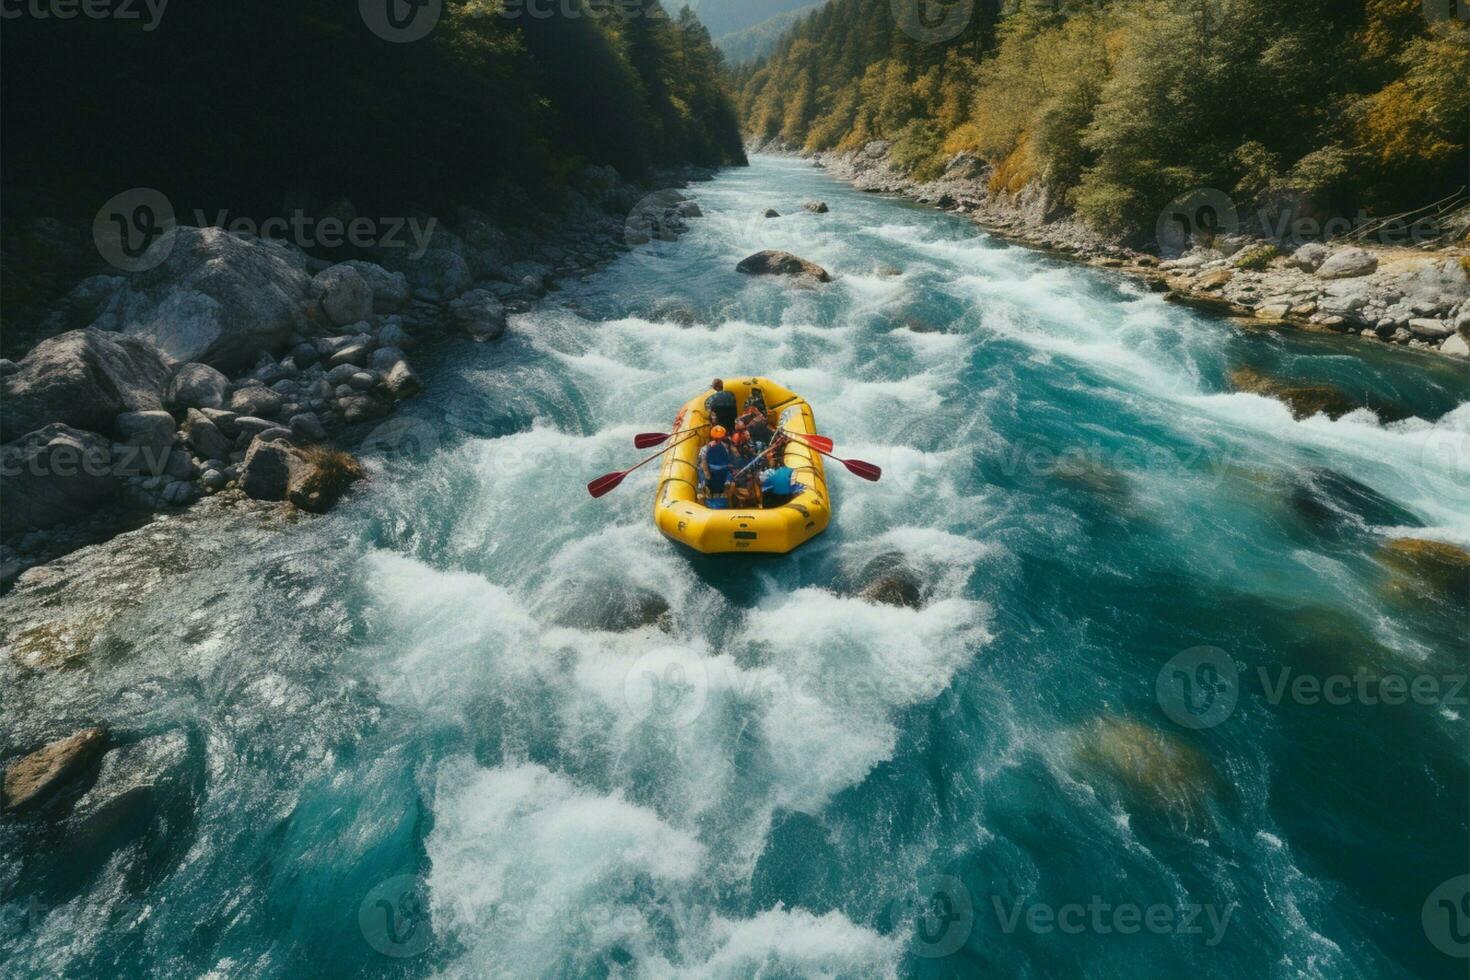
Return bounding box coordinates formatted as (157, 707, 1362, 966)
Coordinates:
(2, 155, 1468, 978)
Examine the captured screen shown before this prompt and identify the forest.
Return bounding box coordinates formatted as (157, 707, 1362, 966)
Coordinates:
(0, 0, 745, 328)
(734, 0, 1469, 239)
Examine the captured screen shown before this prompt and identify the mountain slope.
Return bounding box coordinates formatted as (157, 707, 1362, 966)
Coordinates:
(717, 2, 827, 64)
(687, 0, 825, 40)
(734, 0, 1469, 238)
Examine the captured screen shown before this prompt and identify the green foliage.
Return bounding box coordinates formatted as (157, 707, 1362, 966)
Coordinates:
(734, 0, 1469, 242)
(1233, 244, 1280, 270)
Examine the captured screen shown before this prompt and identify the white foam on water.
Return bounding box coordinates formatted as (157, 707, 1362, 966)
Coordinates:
(427, 758, 704, 979)
(683, 906, 903, 980)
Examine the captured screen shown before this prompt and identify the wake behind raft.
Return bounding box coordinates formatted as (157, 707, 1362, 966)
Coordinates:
(586, 377, 882, 555)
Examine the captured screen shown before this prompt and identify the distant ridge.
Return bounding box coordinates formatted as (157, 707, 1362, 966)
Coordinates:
(716, 2, 826, 64)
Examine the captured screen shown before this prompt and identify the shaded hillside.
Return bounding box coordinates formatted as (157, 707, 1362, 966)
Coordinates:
(735, 0, 1468, 240)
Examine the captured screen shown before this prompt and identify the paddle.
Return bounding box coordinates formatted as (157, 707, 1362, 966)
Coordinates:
(634, 426, 705, 449)
(588, 432, 700, 498)
(784, 432, 834, 453)
(780, 429, 882, 482)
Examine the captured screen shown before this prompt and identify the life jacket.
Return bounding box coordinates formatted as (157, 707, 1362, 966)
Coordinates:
(701, 439, 734, 472)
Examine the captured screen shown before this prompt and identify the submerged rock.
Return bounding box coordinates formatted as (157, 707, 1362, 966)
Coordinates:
(65, 731, 195, 847)
(2, 727, 108, 815)
(1375, 538, 1470, 607)
(1227, 366, 1358, 420)
(554, 585, 672, 633)
(762, 208, 781, 219)
(1073, 717, 1217, 828)
(736, 250, 832, 283)
(803, 201, 830, 214)
(852, 552, 924, 608)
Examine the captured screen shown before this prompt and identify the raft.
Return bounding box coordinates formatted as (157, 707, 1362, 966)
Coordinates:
(653, 378, 830, 554)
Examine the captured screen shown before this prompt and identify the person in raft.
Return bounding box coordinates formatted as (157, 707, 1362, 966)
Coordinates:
(705, 379, 738, 432)
(698, 425, 736, 505)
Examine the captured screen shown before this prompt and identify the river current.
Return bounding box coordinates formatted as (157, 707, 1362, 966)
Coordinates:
(2, 156, 1468, 978)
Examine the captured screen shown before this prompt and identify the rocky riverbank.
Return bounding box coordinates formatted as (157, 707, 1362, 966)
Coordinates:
(756, 139, 1470, 361)
(0, 165, 715, 588)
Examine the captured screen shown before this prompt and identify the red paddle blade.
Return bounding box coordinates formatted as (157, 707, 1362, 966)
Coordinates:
(842, 459, 882, 481)
(634, 432, 671, 449)
(799, 434, 834, 453)
(587, 471, 627, 498)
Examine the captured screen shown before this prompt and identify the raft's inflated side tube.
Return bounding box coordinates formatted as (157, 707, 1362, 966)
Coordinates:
(653, 378, 830, 555)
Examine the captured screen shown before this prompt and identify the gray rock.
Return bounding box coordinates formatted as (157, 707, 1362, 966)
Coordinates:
(289, 413, 327, 443)
(376, 322, 415, 350)
(197, 407, 240, 435)
(103, 226, 312, 369)
(382, 360, 422, 400)
(1, 329, 172, 442)
(347, 372, 376, 391)
(369, 346, 406, 372)
(313, 264, 374, 326)
(449, 288, 508, 342)
(337, 260, 410, 311)
(804, 201, 830, 214)
(162, 480, 196, 505)
(1319, 280, 1371, 315)
(387, 247, 472, 300)
(163, 448, 193, 480)
(201, 468, 227, 490)
(338, 393, 389, 424)
(239, 438, 296, 500)
(1441, 333, 1469, 357)
(228, 385, 284, 418)
(762, 208, 781, 219)
(736, 250, 833, 283)
(289, 342, 320, 367)
(1286, 242, 1329, 272)
(114, 410, 176, 463)
(1408, 317, 1452, 339)
(232, 416, 279, 436)
(327, 344, 372, 368)
(255, 427, 293, 445)
(167, 362, 231, 410)
(324, 364, 359, 386)
(0, 425, 118, 539)
(1316, 247, 1378, 279)
(2, 727, 107, 815)
(675, 201, 703, 218)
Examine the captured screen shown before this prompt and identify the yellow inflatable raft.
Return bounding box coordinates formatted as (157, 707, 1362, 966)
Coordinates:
(653, 378, 830, 554)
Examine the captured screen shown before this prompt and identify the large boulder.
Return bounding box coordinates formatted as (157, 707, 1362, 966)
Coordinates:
(1285, 242, 1329, 272)
(183, 408, 233, 461)
(1, 329, 172, 442)
(98, 226, 312, 369)
(239, 438, 363, 513)
(336, 260, 409, 312)
(313, 264, 374, 326)
(114, 410, 176, 473)
(2, 727, 107, 815)
(167, 362, 231, 410)
(1316, 247, 1378, 279)
(736, 250, 833, 283)
(0, 425, 119, 539)
(1228, 367, 1358, 420)
(385, 247, 472, 300)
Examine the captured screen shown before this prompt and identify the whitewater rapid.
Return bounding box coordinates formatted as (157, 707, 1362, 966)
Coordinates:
(1, 156, 1466, 979)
